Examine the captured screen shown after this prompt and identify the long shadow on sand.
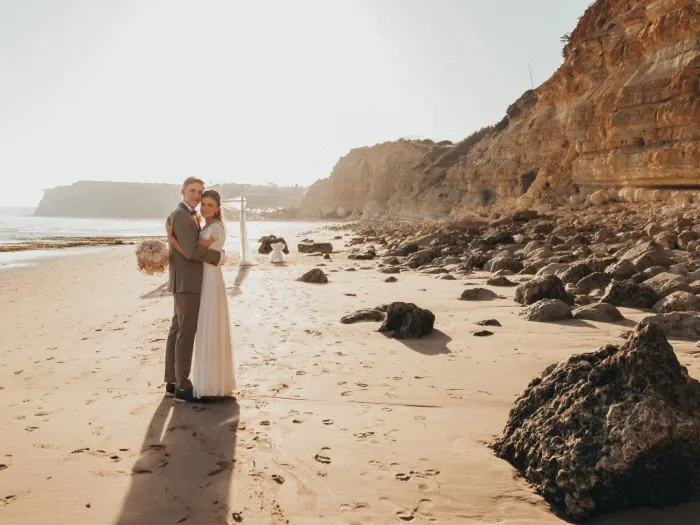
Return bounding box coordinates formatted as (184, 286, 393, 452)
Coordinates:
(385, 329, 452, 356)
(114, 397, 240, 525)
(227, 266, 252, 297)
(141, 282, 170, 300)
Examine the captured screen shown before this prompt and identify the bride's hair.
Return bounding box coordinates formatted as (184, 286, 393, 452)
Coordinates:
(202, 189, 224, 223)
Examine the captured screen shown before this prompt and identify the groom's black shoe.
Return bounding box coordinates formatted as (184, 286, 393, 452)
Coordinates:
(175, 388, 198, 403)
(165, 382, 176, 397)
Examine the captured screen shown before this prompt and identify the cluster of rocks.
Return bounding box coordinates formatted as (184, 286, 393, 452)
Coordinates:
(493, 323, 700, 521)
(346, 204, 700, 336)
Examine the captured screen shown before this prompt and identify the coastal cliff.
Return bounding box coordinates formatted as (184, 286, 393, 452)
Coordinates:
(35, 181, 307, 218)
(301, 0, 699, 219)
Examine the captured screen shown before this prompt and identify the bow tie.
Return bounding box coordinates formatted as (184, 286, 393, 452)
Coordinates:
(188, 208, 197, 216)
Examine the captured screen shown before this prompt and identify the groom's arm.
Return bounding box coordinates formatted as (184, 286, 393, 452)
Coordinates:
(171, 211, 222, 265)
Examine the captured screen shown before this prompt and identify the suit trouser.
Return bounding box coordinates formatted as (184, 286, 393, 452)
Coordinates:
(165, 292, 201, 390)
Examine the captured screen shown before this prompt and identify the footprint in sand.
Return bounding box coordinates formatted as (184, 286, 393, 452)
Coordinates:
(1, 495, 17, 507)
(447, 389, 464, 400)
(339, 502, 369, 512)
(395, 473, 411, 481)
(322, 419, 334, 426)
(396, 509, 414, 521)
(415, 499, 434, 519)
(314, 447, 332, 464)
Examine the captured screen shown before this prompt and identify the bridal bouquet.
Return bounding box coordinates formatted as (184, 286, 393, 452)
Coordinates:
(135, 239, 170, 275)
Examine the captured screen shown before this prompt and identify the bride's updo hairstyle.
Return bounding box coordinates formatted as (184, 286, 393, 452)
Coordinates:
(202, 189, 224, 223)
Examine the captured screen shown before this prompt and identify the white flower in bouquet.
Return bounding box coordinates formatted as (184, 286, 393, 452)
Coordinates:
(135, 239, 170, 275)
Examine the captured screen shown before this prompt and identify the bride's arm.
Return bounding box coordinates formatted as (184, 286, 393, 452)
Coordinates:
(166, 219, 191, 259)
(200, 236, 215, 248)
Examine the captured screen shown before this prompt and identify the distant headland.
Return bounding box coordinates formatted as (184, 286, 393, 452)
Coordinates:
(34, 181, 307, 219)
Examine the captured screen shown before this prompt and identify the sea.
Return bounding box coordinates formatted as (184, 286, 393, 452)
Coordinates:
(0, 208, 326, 271)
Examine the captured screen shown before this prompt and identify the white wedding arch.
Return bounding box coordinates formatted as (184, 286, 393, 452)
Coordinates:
(223, 196, 256, 267)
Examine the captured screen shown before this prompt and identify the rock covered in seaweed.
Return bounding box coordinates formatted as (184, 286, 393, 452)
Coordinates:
(493, 323, 700, 521)
(514, 275, 569, 306)
(378, 302, 435, 339)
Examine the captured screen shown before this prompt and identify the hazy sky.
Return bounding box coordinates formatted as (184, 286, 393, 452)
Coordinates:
(1, 0, 590, 207)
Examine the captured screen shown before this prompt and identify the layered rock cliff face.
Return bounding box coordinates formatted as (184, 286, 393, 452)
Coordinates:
(301, 0, 699, 219)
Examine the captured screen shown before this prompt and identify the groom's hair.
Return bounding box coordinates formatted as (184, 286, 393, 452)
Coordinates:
(182, 177, 204, 189)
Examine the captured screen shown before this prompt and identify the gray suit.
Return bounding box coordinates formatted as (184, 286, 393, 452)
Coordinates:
(165, 202, 222, 390)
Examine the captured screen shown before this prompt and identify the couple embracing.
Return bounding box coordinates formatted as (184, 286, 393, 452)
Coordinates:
(164, 176, 236, 403)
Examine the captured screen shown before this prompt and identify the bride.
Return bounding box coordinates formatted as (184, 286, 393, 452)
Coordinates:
(166, 189, 236, 398)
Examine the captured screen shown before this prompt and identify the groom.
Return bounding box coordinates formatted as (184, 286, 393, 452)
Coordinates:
(165, 177, 225, 402)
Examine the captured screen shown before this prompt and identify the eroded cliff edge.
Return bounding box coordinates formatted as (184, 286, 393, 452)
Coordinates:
(301, 0, 699, 219)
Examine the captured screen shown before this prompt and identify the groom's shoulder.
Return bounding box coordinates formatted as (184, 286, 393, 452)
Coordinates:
(170, 204, 187, 219)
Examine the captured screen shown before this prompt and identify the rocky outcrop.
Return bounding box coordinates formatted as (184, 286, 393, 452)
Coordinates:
(493, 323, 700, 521)
(300, 0, 699, 219)
(378, 302, 435, 339)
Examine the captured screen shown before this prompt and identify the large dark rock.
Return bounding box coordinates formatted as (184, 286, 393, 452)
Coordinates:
(641, 272, 691, 298)
(341, 307, 386, 324)
(298, 268, 329, 283)
(630, 265, 667, 284)
(463, 251, 490, 269)
(258, 235, 289, 254)
(378, 302, 435, 339)
(484, 255, 523, 273)
(653, 291, 700, 313)
(493, 324, 700, 521)
(406, 249, 439, 269)
(620, 241, 673, 271)
(389, 243, 420, 257)
(575, 272, 611, 295)
(348, 247, 377, 260)
(519, 299, 572, 322)
(605, 259, 638, 280)
(559, 262, 592, 285)
(298, 241, 333, 254)
(573, 303, 624, 322)
(640, 312, 700, 340)
(460, 288, 499, 301)
(514, 275, 569, 306)
(487, 275, 517, 287)
(600, 280, 660, 309)
(679, 231, 700, 251)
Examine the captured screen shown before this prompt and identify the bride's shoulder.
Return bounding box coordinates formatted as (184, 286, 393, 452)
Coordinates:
(212, 221, 227, 235)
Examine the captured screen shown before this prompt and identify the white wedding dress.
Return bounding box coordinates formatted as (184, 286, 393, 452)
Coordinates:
(192, 222, 236, 398)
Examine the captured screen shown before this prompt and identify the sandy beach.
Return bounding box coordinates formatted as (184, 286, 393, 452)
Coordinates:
(2, 226, 700, 525)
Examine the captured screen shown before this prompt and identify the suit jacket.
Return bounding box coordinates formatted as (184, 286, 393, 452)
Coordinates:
(167, 202, 222, 294)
